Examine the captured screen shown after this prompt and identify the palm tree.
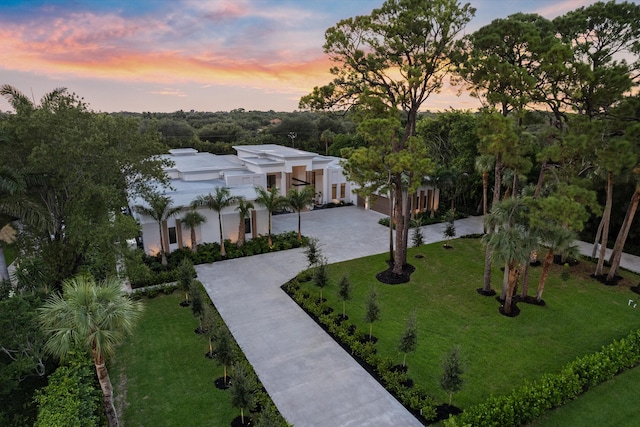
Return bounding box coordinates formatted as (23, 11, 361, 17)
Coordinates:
(536, 226, 578, 303)
(287, 186, 315, 241)
(475, 155, 495, 232)
(0, 167, 47, 281)
(192, 187, 236, 257)
(235, 197, 254, 248)
(38, 275, 144, 427)
(482, 198, 532, 315)
(181, 209, 206, 253)
(254, 186, 288, 247)
(134, 193, 182, 266)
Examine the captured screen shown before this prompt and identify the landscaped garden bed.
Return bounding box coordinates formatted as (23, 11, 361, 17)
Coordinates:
(126, 231, 307, 289)
(284, 237, 640, 425)
(111, 288, 288, 426)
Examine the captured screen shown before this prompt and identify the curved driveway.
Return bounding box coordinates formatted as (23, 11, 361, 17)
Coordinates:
(196, 207, 483, 426)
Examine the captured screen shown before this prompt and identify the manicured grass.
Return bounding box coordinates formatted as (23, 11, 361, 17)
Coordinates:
(111, 292, 237, 426)
(297, 238, 640, 409)
(531, 365, 640, 426)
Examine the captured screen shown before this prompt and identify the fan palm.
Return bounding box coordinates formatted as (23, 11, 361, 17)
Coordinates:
(134, 193, 182, 266)
(38, 275, 143, 427)
(287, 186, 315, 241)
(235, 197, 254, 247)
(192, 187, 236, 257)
(181, 209, 206, 253)
(254, 186, 288, 247)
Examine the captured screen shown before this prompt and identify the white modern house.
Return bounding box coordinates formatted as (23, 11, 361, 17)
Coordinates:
(130, 145, 358, 256)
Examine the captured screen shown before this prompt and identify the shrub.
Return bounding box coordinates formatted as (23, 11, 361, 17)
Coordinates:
(34, 351, 102, 427)
(452, 328, 640, 426)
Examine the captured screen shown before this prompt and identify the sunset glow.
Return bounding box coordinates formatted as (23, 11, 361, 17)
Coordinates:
(0, 0, 601, 113)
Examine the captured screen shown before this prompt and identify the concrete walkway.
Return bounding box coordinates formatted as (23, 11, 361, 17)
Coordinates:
(196, 207, 640, 426)
(196, 207, 484, 427)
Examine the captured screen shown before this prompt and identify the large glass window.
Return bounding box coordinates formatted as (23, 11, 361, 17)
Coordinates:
(244, 217, 251, 234)
(331, 184, 337, 199)
(267, 174, 276, 189)
(168, 227, 177, 244)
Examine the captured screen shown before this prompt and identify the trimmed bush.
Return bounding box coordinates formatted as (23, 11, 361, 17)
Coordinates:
(450, 329, 640, 426)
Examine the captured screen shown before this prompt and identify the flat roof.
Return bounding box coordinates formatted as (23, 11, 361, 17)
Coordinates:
(163, 151, 245, 173)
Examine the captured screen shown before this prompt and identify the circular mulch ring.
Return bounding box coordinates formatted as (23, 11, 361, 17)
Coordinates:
(376, 263, 416, 284)
(179, 301, 191, 307)
(415, 254, 424, 259)
(499, 303, 521, 317)
(476, 288, 497, 297)
(630, 285, 640, 295)
(436, 404, 462, 421)
(230, 415, 253, 426)
(591, 273, 623, 286)
(214, 376, 232, 390)
(519, 295, 546, 306)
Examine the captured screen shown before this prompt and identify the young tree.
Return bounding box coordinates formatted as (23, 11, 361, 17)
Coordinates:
(180, 209, 206, 253)
(337, 275, 352, 319)
(364, 287, 380, 340)
(254, 186, 288, 247)
(304, 237, 322, 268)
(192, 187, 237, 257)
(235, 197, 254, 248)
(176, 258, 195, 306)
(38, 275, 143, 427)
(440, 346, 464, 406)
(229, 363, 257, 425)
(475, 155, 495, 232)
(535, 226, 578, 303)
(134, 193, 182, 267)
(443, 209, 456, 248)
(214, 327, 235, 386)
(313, 258, 329, 302)
(300, 0, 475, 277)
(287, 186, 315, 241)
(190, 281, 205, 333)
(397, 310, 418, 367)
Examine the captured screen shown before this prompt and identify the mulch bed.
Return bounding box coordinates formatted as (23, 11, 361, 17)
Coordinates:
(230, 415, 252, 426)
(376, 263, 416, 284)
(214, 376, 232, 390)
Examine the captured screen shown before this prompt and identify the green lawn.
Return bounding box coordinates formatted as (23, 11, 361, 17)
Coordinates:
(297, 238, 640, 409)
(531, 365, 640, 427)
(111, 292, 237, 426)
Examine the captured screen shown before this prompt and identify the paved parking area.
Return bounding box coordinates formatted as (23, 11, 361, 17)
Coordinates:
(196, 207, 484, 426)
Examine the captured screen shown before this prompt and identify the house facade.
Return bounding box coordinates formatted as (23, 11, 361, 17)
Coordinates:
(130, 145, 358, 256)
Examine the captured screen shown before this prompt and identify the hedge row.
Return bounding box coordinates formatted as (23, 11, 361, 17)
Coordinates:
(282, 276, 439, 424)
(130, 232, 307, 288)
(445, 329, 640, 427)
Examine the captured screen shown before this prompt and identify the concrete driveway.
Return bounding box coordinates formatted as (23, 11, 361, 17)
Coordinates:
(196, 206, 484, 426)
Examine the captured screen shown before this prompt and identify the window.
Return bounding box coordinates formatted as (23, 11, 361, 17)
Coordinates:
(168, 227, 177, 244)
(244, 217, 251, 234)
(267, 174, 276, 189)
(340, 183, 346, 199)
(331, 184, 337, 199)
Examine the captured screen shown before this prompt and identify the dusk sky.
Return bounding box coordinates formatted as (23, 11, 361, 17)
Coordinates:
(0, 0, 602, 113)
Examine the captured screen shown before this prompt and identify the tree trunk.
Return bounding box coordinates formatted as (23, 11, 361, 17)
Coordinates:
(591, 216, 604, 258)
(0, 242, 9, 282)
(482, 248, 492, 293)
(504, 262, 517, 315)
(369, 322, 373, 340)
(493, 153, 502, 206)
(237, 218, 245, 248)
(482, 171, 488, 233)
(520, 262, 530, 299)
(241, 408, 245, 425)
(388, 188, 394, 264)
(534, 161, 547, 198)
(393, 176, 405, 275)
(93, 352, 119, 427)
(595, 172, 613, 276)
(607, 188, 639, 280)
(500, 261, 509, 300)
(218, 212, 226, 257)
(190, 227, 197, 252)
(158, 222, 168, 267)
(297, 211, 302, 241)
(267, 214, 273, 247)
(536, 250, 554, 302)
(403, 352, 407, 367)
(403, 191, 412, 259)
